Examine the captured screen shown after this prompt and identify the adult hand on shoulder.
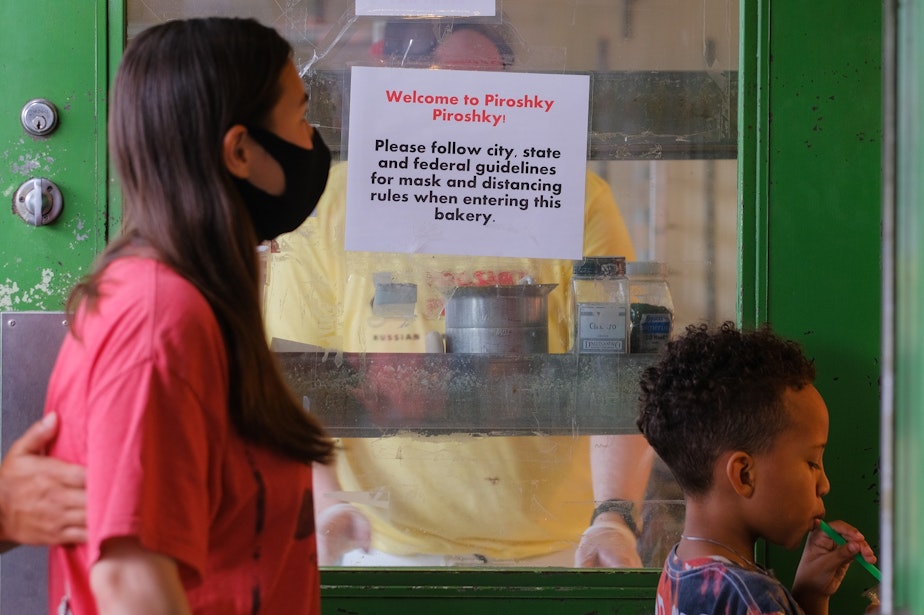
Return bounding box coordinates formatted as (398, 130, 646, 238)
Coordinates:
(792, 519, 877, 610)
(574, 514, 642, 568)
(315, 503, 372, 566)
(0, 413, 87, 548)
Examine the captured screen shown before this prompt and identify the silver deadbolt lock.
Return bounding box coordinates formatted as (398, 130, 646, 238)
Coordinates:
(21, 99, 59, 137)
(13, 178, 64, 226)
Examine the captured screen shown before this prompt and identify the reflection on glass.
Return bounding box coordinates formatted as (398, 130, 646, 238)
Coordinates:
(127, 0, 738, 570)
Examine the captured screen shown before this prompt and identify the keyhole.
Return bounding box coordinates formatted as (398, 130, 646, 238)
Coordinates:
(20, 99, 59, 137)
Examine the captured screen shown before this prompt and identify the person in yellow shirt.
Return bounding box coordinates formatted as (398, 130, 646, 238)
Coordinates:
(264, 18, 654, 567)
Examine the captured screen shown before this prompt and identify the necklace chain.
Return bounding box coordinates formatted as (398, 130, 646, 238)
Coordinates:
(680, 534, 763, 572)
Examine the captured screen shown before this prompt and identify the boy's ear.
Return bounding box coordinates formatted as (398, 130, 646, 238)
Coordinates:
(725, 451, 756, 498)
(223, 124, 251, 180)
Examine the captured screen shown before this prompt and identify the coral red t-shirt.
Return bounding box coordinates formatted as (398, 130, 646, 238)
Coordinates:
(45, 257, 318, 614)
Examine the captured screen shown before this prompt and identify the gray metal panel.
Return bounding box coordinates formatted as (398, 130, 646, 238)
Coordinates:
(0, 312, 68, 615)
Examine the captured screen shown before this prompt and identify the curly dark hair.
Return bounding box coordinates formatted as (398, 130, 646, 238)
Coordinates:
(636, 322, 816, 496)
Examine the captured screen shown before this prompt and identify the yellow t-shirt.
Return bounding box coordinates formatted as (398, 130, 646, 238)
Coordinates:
(264, 161, 635, 559)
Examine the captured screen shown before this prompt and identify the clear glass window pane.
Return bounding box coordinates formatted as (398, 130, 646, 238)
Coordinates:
(127, 0, 738, 569)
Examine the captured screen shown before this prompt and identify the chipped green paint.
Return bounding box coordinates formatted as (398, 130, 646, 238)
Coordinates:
(0, 268, 73, 311)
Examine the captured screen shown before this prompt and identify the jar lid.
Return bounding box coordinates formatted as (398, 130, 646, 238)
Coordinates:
(627, 261, 667, 277)
(573, 256, 626, 277)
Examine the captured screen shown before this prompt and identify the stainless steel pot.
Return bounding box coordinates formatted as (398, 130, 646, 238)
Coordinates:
(443, 284, 557, 354)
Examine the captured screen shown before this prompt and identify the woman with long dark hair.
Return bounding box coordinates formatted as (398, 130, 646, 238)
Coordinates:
(44, 17, 333, 614)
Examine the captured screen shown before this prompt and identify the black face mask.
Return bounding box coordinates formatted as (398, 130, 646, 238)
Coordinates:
(234, 125, 331, 242)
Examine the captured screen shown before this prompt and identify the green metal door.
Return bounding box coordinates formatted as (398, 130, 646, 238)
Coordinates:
(0, 1, 110, 310)
(742, 1, 883, 613)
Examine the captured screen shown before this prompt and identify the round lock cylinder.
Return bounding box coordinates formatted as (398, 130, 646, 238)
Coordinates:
(20, 99, 59, 137)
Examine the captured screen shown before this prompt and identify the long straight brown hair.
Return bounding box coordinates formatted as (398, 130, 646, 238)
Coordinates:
(69, 17, 333, 465)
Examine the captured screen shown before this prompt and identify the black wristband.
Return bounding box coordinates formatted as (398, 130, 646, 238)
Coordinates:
(590, 499, 642, 538)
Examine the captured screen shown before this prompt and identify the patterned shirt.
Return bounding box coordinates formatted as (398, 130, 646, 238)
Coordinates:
(656, 544, 804, 615)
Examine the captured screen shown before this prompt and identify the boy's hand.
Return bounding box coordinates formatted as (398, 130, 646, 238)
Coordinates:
(791, 519, 877, 614)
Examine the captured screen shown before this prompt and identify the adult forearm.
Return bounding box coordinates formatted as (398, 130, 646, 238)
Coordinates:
(589, 433, 654, 505)
(575, 434, 653, 568)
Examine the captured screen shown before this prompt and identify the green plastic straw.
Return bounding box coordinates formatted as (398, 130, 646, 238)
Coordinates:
(818, 519, 882, 582)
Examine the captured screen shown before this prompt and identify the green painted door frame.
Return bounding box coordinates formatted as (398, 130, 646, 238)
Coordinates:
(893, 0, 924, 611)
(741, 1, 883, 614)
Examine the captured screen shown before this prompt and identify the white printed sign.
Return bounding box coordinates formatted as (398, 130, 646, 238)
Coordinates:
(355, 0, 495, 17)
(345, 66, 590, 260)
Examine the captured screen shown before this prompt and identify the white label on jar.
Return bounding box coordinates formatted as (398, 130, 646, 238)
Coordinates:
(577, 302, 627, 353)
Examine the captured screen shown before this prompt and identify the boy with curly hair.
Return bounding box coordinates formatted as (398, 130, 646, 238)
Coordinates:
(637, 322, 877, 615)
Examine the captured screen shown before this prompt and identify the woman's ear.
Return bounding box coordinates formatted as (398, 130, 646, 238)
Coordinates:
(725, 451, 756, 498)
(223, 124, 250, 179)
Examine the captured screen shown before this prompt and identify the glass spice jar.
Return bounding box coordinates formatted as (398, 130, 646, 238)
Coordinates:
(627, 261, 674, 353)
(571, 256, 629, 354)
